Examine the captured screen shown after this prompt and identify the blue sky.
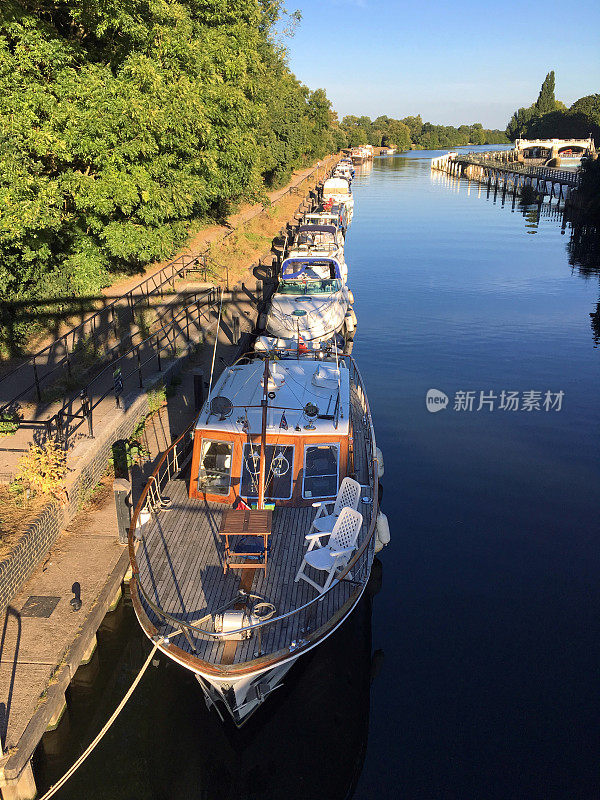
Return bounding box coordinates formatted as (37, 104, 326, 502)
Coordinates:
(283, 0, 600, 129)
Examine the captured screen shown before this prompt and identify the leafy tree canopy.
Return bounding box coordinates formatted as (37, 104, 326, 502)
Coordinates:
(505, 72, 599, 143)
(340, 114, 508, 150)
(0, 0, 344, 349)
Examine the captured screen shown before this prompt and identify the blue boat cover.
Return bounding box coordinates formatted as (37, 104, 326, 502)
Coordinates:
(281, 257, 342, 280)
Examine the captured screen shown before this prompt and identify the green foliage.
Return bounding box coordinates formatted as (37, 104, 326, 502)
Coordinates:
(0, 413, 20, 436)
(339, 114, 508, 151)
(0, 0, 341, 350)
(109, 435, 149, 472)
(535, 71, 556, 115)
(147, 382, 167, 413)
(15, 440, 67, 498)
(577, 157, 600, 223)
(505, 73, 599, 143)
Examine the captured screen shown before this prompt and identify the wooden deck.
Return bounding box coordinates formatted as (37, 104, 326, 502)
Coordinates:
(134, 381, 375, 666)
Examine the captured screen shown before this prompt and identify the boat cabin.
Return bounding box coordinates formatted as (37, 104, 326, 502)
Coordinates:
(189, 358, 351, 507)
(279, 256, 344, 286)
(323, 177, 351, 199)
(290, 224, 342, 255)
(304, 206, 348, 234)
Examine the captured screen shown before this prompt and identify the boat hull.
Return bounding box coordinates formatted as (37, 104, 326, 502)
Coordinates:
(132, 575, 370, 725)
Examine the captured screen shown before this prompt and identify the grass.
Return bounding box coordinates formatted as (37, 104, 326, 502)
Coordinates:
(0, 485, 47, 560)
(0, 412, 20, 437)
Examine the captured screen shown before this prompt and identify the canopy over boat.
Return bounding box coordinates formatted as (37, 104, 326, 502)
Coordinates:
(323, 177, 351, 194)
(297, 224, 338, 235)
(281, 256, 343, 281)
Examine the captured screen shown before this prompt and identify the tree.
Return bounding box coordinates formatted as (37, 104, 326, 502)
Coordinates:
(0, 0, 343, 352)
(535, 71, 557, 115)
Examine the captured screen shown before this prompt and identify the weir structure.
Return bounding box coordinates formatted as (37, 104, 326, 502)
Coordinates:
(514, 137, 595, 160)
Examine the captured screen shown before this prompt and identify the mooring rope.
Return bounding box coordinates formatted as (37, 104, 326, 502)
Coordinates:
(37, 638, 164, 800)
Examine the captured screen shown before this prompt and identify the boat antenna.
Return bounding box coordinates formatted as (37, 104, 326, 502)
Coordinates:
(206, 286, 224, 411)
(257, 355, 270, 510)
(334, 329, 342, 419)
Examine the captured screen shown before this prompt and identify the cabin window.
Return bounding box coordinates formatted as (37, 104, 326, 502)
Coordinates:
(302, 444, 339, 499)
(240, 445, 294, 500)
(198, 440, 233, 495)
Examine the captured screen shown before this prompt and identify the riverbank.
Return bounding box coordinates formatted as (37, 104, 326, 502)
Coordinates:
(17, 158, 336, 361)
(0, 158, 337, 799)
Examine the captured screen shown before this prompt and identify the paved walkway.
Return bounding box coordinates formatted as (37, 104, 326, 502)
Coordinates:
(0, 346, 238, 760)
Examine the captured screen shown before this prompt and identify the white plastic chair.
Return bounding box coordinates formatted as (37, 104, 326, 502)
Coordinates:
(309, 477, 361, 536)
(294, 507, 363, 593)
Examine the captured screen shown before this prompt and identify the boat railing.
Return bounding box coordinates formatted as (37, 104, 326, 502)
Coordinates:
(128, 354, 379, 655)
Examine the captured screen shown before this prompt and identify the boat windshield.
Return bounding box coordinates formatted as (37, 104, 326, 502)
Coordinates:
(278, 279, 341, 295)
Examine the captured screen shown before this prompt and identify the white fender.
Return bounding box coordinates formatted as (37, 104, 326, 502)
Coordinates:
(345, 312, 355, 335)
(347, 290, 355, 305)
(374, 511, 390, 553)
(375, 446, 384, 478)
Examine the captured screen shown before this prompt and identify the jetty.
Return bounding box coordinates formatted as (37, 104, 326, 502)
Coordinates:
(430, 144, 589, 203)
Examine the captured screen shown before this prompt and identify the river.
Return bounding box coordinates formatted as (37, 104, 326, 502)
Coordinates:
(35, 148, 600, 799)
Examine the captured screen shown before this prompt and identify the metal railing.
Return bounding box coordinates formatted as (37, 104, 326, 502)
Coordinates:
(0, 154, 338, 418)
(5, 287, 217, 442)
(442, 152, 581, 186)
(0, 254, 215, 405)
(127, 353, 379, 661)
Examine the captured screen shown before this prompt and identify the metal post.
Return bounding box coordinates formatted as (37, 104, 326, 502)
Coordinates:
(81, 390, 93, 438)
(65, 341, 72, 378)
(193, 369, 205, 411)
(157, 335, 162, 371)
(32, 358, 42, 402)
(56, 409, 64, 441)
(136, 347, 143, 387)
(232, 315, 240, 345)
(113, 478, 132, 545)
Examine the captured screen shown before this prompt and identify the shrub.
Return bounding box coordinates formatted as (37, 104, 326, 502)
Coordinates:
(147, 383, 167, 414)
(0, 412, 20, 437)
(16, 441, 67, 498)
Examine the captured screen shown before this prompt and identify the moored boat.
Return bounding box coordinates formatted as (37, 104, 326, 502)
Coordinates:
(255, 255, 351, 352)
(286, 223, 346, 271)
(322, 177, 354, 224)
(127, 351, 380, 725)
(303, 204, 349, 237)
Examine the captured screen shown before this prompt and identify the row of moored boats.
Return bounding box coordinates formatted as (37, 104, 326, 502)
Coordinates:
(128, 155, 389, 726)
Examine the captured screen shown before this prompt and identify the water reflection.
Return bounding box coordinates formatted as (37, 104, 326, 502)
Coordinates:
(34, 567, 382, 800)
(431, 159, 600, 347)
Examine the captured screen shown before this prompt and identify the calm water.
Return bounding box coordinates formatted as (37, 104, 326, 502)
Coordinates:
(36, 150, 600, 799)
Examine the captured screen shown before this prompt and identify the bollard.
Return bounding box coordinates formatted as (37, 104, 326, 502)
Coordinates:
(193, 368, 205, 411)
(113, 478, 132, 545)
(112, 439, 130, 481)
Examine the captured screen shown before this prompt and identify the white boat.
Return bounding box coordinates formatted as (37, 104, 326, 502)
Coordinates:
(303, 205, 349, 237)
(286, 224, 347, 279)
(128, 351, 380, 725)
(322, 177, 354, 224)
(333, 162, 354, 181)
(257, 256, 351, 351)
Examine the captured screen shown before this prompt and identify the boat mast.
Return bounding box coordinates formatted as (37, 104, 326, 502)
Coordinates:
(257, 356, 270, 510)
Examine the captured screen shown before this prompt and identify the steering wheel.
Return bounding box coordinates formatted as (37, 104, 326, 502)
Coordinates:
(271, 452, 290, 477)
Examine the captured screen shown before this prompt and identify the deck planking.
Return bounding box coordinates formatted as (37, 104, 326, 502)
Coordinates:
(135, 377, 375, 666)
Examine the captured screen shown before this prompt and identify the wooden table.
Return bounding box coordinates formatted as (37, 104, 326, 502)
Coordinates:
(219, 510, 273, 573)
